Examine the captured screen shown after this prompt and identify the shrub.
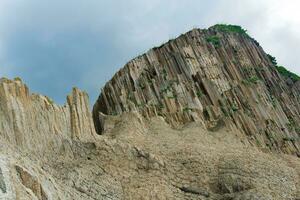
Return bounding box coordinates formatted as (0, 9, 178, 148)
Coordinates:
(168, 94, 177, 99)
(231, 105, 239, 112)
(45, 96, 54, 105)
(267, 54, 299, 82)
(157, 112, 164, 117)
(248, 76, 260, 84)
(283, 137, 296, 142)
(242, 76, 260, 85)
(139, 83, 146, 89)
(275, 65, 300, 82)
(111, 111, 118, 116)
(162, 68, 167, 78)
(127, 92, 137, 104)
(160, 82, 173, 93)
(228, 101, 239, 112)
(158, 103, 165, 110)
(206, 35, 221, 47)
(267, 54, 277, 65)
(254, 66, 264, 72)
(183, 107, 193, 112)
(14, 77, 22, 82)
(196, 90, 203, 98)
(286, 118, 300, 133)
(255, 138, 261, 146)
(242, 79, 250, 86)
(211, 24, 249, 36)
(270, 95, 276, 108)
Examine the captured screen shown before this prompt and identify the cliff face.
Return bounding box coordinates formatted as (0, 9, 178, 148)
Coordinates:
(0, 77, 95, 155)
(1, 24, 300, 200)
(93, 25, 300, 155)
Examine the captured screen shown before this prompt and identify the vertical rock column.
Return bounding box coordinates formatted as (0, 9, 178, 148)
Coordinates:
(0, 78, 96, 154)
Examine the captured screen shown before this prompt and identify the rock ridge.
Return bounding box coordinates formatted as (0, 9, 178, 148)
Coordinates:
(93, 25, 300, 155)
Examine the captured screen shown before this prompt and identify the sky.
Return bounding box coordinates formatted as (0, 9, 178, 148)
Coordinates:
(1, 0, 300, 104)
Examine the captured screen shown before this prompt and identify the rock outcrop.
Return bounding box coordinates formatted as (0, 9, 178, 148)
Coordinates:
(0, 77, 96, 155)
(2, 111, 300, 200)
(93, 25, 300, 155)
(0, 24, 300, 200)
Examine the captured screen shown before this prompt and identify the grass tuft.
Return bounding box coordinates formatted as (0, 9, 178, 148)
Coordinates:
(211, 24, 249, 36)
(206, 35, 221, 47)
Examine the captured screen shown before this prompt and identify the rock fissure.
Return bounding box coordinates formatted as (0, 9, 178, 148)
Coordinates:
(0, 167, 6, 193)
(178, 186, 210, 197)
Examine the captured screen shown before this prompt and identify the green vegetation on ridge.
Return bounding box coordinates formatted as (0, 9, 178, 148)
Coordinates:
(275, 66, 300, 82)
(267, 54, 300, 82)
(210, 24, 249, 36)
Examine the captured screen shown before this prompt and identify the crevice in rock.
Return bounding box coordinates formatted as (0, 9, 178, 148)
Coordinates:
(178, 186, 210, 197)
(92, 98, 106, 135)
(0, 167, 6, 193)
(15, 165, 48, 200)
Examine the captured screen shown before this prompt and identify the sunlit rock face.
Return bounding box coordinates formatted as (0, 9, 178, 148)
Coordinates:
(93, 25, 300, 155)
(0, 77, 96, 155)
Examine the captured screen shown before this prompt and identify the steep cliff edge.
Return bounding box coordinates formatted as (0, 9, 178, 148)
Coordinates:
(0, 77, 96, 155)
(93, 24, 300, 155)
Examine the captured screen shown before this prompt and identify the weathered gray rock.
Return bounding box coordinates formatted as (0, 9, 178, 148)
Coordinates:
(0, 77, 96, 155)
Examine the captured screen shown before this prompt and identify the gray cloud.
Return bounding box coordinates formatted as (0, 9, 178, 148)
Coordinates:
(1, 0, 299, 104)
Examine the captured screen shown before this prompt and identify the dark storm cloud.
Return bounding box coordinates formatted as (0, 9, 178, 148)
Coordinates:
(1, 0, 299, 104)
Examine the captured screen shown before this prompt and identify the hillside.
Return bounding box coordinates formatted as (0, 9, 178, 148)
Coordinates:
(93, 24, 300, 155)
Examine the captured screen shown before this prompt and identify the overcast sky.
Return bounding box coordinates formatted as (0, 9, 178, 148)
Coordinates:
(1, 0, 300, 104)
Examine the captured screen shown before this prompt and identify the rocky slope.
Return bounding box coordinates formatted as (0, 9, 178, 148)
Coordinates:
(1, 109, 300, 199)
(0, 24, 300, 200)
(93, 24, 300, 155)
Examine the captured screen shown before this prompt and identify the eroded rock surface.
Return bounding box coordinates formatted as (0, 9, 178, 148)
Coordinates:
(0, 80, 299, 199)
(0, 25, 299, 200)
(0, 78, 96, 155)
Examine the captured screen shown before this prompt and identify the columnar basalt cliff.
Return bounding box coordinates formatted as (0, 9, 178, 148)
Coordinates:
(0, 77, 96, 155)
(93, 25, 300, 155)
(1, 24, 300, 200)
